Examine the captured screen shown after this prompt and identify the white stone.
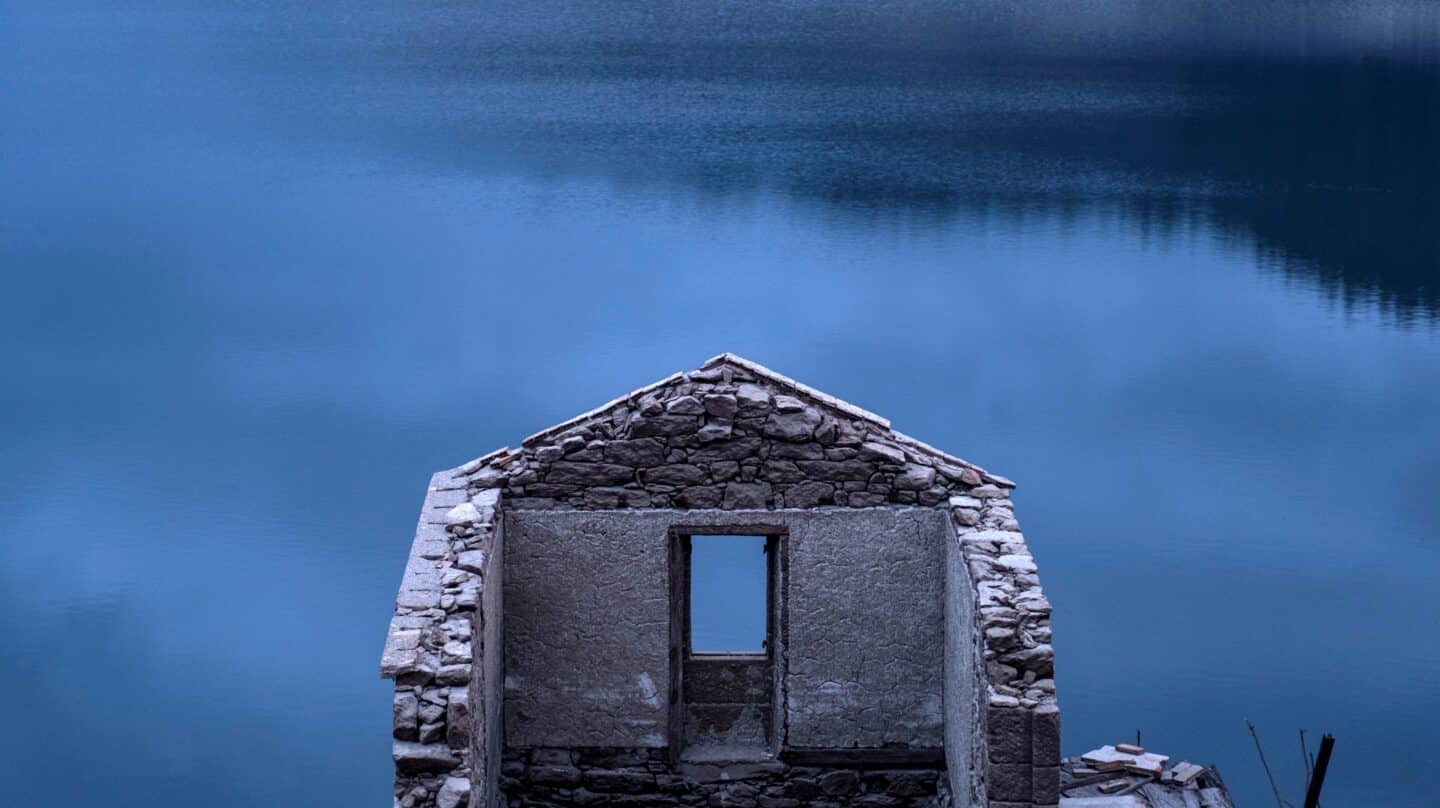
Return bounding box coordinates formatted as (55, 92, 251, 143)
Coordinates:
(396, 589, 440, 610)
(773, 395, 807, 412)
(392, 740, 459, 772)
(442, 618, 472, 640)
(997, 554, 1037, 574)
(437, 776, 470, 808)
(387, 629, 422, 651)
(859, 441, 905, 464)
(736, 383, 770, 409)
(665, 395, 705, 415)
(895, 463, 936, 490)
(470, 468, 503, 488)
(967, 529, 1025, 544)
(456, 550, 486, 574)
(1060, 796, 1144, 807)
(442, 502, 480, 525)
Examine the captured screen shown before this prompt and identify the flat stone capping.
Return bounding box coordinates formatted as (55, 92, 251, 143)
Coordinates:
(382, 477, 503, 808)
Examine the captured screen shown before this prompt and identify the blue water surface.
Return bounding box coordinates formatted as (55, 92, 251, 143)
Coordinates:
(2, 2, 1438, 806)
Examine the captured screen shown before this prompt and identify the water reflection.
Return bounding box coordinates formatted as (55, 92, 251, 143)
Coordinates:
(1, 3, 1438, 808)
(332, 2, 1440, 321)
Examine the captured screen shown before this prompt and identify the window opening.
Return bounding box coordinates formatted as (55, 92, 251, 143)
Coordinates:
(688, 534, 767, 654)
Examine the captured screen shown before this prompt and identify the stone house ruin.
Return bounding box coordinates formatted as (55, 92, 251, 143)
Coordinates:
(380, 354, 1058, 808)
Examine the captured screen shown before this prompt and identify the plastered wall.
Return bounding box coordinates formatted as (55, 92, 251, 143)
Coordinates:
(502, 507, 954, 751)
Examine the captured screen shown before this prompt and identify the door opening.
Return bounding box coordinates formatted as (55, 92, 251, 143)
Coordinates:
(670, 528, 784, 761)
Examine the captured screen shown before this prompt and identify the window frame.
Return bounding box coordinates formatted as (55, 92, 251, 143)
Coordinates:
(667, 524, 788, 758)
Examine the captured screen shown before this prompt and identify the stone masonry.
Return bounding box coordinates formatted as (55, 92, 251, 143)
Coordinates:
(381, 353, 1058, 808)
(457, 354, 1015, 512)
(501, 747, 947, 808)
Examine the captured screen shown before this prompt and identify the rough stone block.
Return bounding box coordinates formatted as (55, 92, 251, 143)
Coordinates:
(988, 705, 1032, 764)
(644, 464, 708, 486)
(722, 481, 772, 508)
(629, 414, 700, 438)
(1031, 765, 1060, 805)
(446, 688, 470, 749)
(397, 589, 441, 610)
(382, 647, 421, 679)
(872, 770, 938, 797)
(1032, 703, 1060, 766)
(579, 748, 651, 768)
(781, 481, 833, 508)
(436, 776, 470, 808)
(762, 409, 822, 441)
(547, 461, 636, 486)
(703, 394, 738, 418)
(817, 770, 860, 797)
(419, 721, 445, 744)
(690, 437, 762, 462)
(393, 691, 419, 740)
(584, 768, 655, 793)
(456, 551, 486, 574)
(435, 664, 471, 685)
(895, 464, 937, 490)
(987, 763, 1033, 802)
(441, 641, 472, 665)
(859, 442, 905, 464)
(676, 485, 724, 508)
(529, 765, 582, 787)
(393, 741, 460, 774)
(603, 438, 667, 466)
(735, 384, 771, 411)
(530, 748, 576, 766)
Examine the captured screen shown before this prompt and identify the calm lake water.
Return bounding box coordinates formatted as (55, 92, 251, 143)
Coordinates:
(2, 2, 1438, 805)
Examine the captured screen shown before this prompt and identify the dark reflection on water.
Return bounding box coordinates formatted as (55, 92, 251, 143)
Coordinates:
(335, 2, 1440, 320)
(2, 2, 1439, 807)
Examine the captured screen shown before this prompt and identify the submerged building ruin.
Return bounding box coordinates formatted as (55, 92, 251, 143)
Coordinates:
(380, 354, 1059, 808)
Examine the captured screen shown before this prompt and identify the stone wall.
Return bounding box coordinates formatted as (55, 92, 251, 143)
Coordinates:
(380, 479, 504, 808)
(500, 507, 948, 753)
(501, 747, 947, 808)
(948, 495, 1059, 808)
(453, 354, 1015, 513)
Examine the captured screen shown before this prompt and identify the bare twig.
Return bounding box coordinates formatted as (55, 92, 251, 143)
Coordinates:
(1299, 730, 1312, 796)
(1246, 718, 1292, 808)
